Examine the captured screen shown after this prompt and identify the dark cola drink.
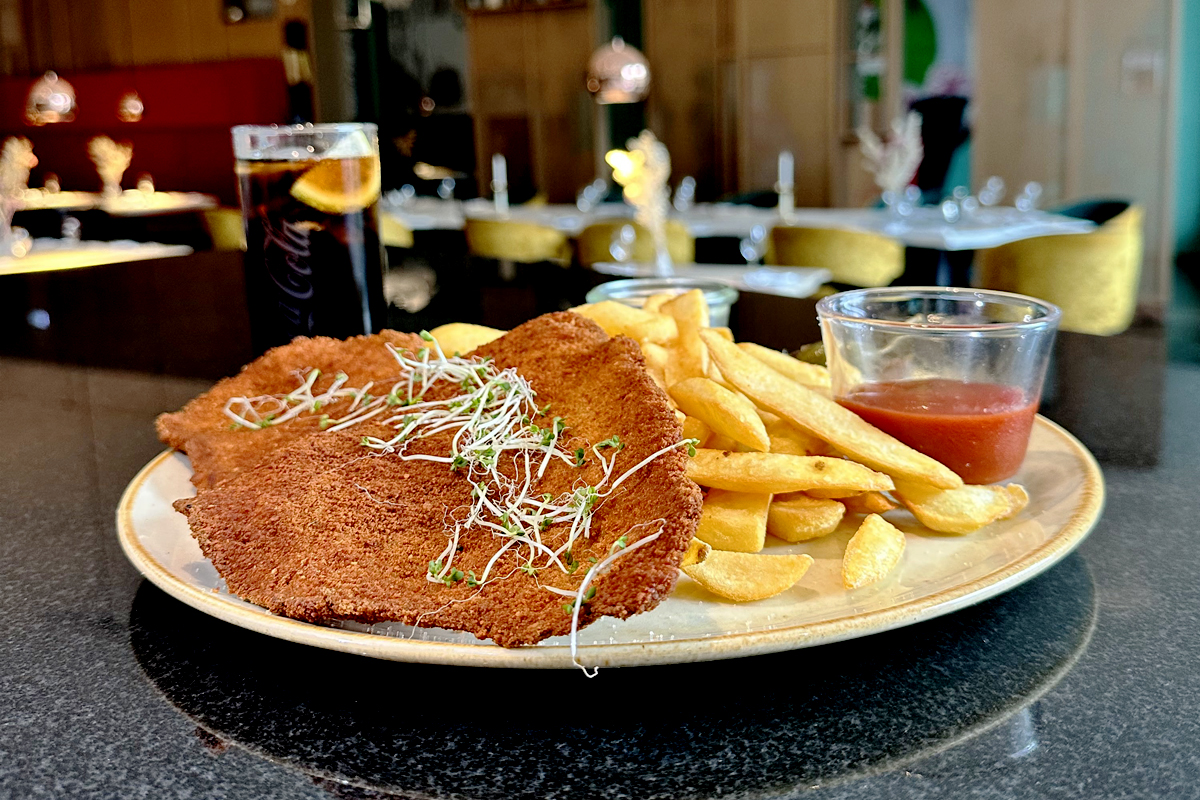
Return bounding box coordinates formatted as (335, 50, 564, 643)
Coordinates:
(233, 124, 386, 353)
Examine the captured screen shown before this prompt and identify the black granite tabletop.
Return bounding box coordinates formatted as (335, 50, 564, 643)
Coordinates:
(1, 252, 1198, 799)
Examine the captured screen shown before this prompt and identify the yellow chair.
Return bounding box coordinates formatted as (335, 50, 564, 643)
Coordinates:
(379, 213, 414, 249)
(767, 226, 904, 287)
(575, 220, 695, 268)
(975, 206, 1143, 335)
(464, 218, 571, 264)
(202, 208, 246, 252)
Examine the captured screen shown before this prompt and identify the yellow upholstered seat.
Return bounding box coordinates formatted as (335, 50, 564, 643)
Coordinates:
(767, 226, 904, 287)
(575, 220, 695, 268)
(379, 213, 414, 249)
(975, 206, 1143, 335)
(464, 218, 571, 264)
(202, 208, 246, 252)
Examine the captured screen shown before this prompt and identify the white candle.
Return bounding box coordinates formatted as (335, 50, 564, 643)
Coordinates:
(491, 153, 507, 188)
(777, 150, 794, 218)
(778, 150, 793, 190)
(491, 153, 509, 214)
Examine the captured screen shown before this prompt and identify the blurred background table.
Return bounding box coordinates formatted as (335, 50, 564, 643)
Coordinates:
(381, 196, 1093, 248)
(0, 238, 191, 276)
(98, 191, 217, 218)
(18, 190, 100, 212)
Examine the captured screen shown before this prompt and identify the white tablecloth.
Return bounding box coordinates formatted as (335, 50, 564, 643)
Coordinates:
(757, 206, 1096, 251)
(379, 198, 1095, 251)
(99, 192, 218, 217)
(18, 191, 101, 212)
(380, 198, 632, 235)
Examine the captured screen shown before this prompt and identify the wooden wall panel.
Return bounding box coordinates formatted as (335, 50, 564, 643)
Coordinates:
(128, 0, 194, 65)
(736, 0, 830, 59)
(1, 0, 311, 76)
(466, 13, 527, 116)
(186, 0, 235, 62)
(737, 53, 831, 203)
(644, 0, 721, 197)
(527, 7, 592, 199)
(466, 6, 593, 203)
(732, 0, 835, 200)
(973, 0, 1070, 205)
(645, 0, 837, 201)
(1067, 0, 1174, 306)
(44, 0, 76, 69)
(973, 0, 1177, 309)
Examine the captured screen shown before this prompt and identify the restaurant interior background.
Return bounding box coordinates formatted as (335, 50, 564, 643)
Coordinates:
(0, 0, 1197, 367)
(5, 4, 1200, 796)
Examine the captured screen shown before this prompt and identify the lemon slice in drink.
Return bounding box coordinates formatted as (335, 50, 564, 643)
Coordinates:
(290, 155, 381, 214)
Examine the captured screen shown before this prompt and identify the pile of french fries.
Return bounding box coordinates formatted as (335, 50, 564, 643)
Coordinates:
(431, 293, 1029, 604)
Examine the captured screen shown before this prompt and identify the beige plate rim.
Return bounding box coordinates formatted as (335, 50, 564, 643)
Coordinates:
(116, 415, 1105, 669)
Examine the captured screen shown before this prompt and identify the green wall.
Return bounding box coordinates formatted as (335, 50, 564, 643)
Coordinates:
(1177, 0, 1200, 254)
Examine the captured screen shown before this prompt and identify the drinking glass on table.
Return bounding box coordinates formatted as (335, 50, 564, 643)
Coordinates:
(673, 176, 696, 211)
(1015, 182, 1043, 213)
(739, 224, 768, 264)
(232, 123, 386, 354)
(817, 287, 1060, 484)
(608, 224, 637, 262)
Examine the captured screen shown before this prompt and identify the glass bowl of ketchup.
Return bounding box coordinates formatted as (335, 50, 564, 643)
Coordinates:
(816, 287, 1061, 484)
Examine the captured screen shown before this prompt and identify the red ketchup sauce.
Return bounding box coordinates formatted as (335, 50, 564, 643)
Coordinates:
(837, 379, 1038, 484)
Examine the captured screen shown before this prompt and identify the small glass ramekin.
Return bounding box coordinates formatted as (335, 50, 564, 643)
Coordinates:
(816, 287, 1061, 484)
(586, 277, 740, 328)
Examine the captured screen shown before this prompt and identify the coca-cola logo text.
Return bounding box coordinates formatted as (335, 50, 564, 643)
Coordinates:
(260, 215, 318, 330)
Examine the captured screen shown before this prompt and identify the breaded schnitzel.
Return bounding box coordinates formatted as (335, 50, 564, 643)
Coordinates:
(171, 313, 703, 647)
(156, 330, 424, 488)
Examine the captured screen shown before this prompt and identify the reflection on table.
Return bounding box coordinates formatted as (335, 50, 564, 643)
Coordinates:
(127, 554, 1095, 799)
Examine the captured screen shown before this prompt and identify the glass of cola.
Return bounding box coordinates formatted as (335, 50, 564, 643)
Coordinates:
(232, 123, 386, 353)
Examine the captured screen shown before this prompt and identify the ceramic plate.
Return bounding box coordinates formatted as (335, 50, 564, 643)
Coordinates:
(117, 415, 1104, 669)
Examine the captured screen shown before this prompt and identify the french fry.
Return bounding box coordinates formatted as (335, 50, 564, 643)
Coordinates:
(669, 378, 770, 452)
(840, 491, 900, 515)
(680, 537, 712, 568)
(842, 514, 906, 589)
(706, 433, 737, 451)
(759, 411, 835, 457)
(628, 318, 678, 347)
(805, 488, 860, 499)
(660, 288, 710, 328)
(695, 490, 771, 552)
(712, 327, 735, 341)
(706, 358, 737, 392)
(767, 494, 845, 542)
(672, 324, 710, 382)
(681, 415, 713, 448)
(429, 323, 505, 355)
(641, 342, 669, 373)
(683, 551, 814, 602)
(572, 301, 677, 343)
(893, 480, 1029, 534)
(737, 341, 832, 392)
(646, 362, 668, 393)
(643, 292, 676, 313)
(686, 450, 894, 494)
(700, 330, 963, 489)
